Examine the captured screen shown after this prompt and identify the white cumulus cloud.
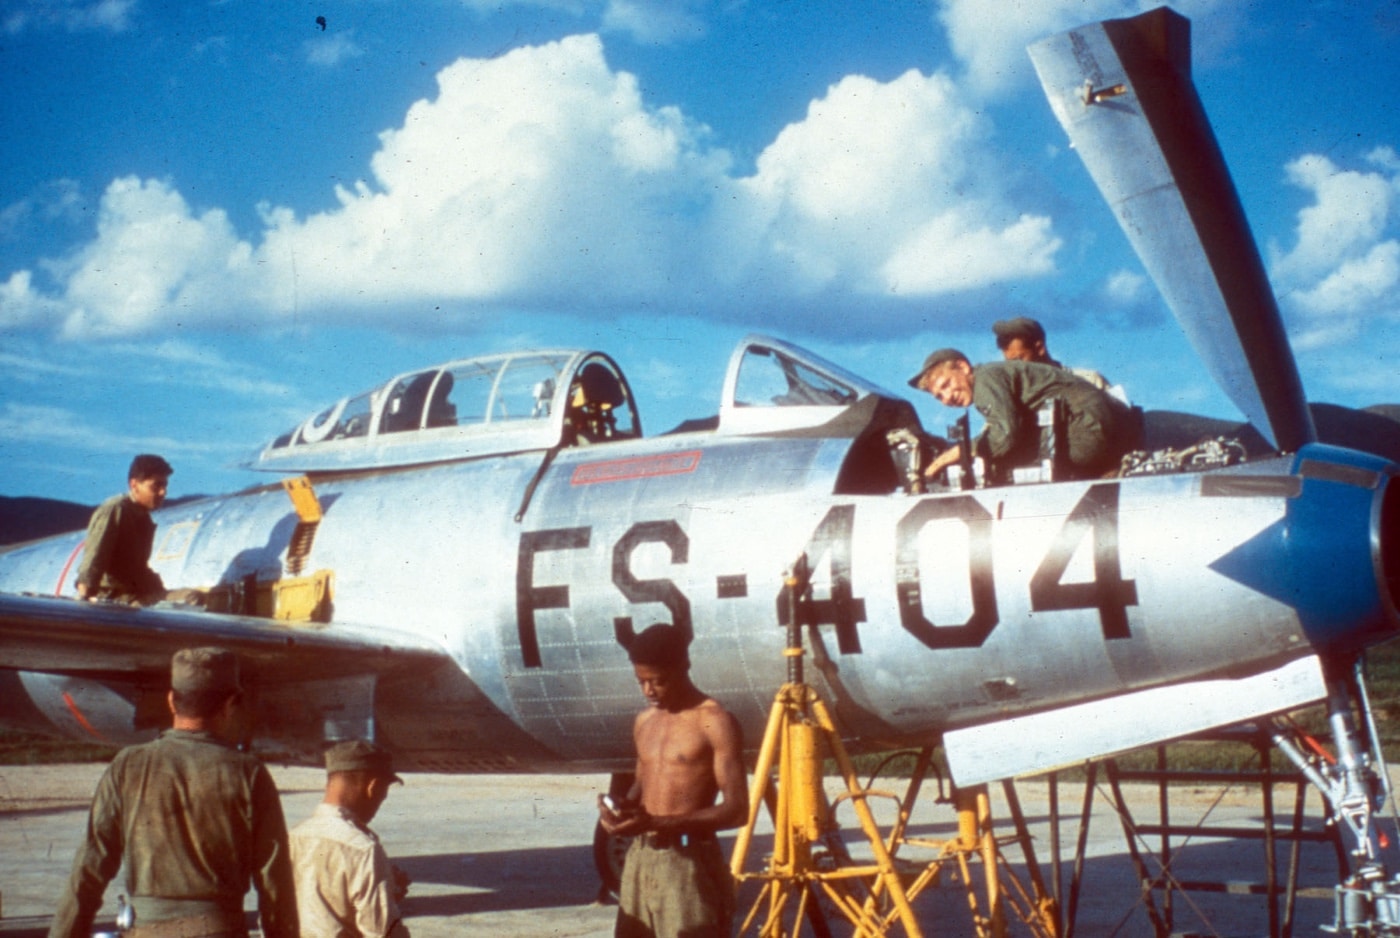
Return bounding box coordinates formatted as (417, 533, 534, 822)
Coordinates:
(254, 35, 725, 313)
(1292, 241, 1400, 317)
(56, 177, 252, 337)
(884, 214, 1059, 294)
(725, 69, 1059, 297)
(0, 270, 67, 329)
(4, 34, 1065, 338)
(1270, 152, 1400, 338)
(1270, 154, 1393, 284)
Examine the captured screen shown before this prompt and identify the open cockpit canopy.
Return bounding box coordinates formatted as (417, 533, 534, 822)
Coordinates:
(247, 335, 913, 474)
(719, 335, 899, 434)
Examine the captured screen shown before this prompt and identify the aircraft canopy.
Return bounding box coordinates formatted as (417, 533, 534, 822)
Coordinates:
(248, 336, 909, 474)
(249, 350, 640, 473)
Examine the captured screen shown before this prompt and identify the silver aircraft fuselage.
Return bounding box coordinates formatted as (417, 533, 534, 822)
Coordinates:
(2, 372, 1395, 779)
(2, 8, 1398, 792)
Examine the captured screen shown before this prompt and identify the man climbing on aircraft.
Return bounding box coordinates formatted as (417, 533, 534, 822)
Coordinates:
(992, 316, 1111, 390)
(74, 453, 173, 605)
(909, 348, 1137, 483)
(599, 624, 748, 938)
(290, 740, 410, 938)
(49, 647, 298, 938)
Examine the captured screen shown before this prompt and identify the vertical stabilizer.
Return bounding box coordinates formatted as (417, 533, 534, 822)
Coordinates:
(1029, 7, 1315, 453)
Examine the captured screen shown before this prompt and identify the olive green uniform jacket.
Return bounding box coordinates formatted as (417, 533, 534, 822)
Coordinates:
(75, 493, 165, 604)
(970, 360, 1135, 479)
(49, 729, 298, 938)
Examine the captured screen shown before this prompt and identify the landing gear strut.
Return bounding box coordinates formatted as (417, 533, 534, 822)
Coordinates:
(1271, 657, 1400, 935)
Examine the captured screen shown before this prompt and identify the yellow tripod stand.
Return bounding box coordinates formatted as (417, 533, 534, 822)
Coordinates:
(729, 561, 923, 937)
(728, 561, 1061, 938)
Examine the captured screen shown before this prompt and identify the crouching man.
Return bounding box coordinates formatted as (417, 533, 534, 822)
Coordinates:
(75, 453, 173, 605)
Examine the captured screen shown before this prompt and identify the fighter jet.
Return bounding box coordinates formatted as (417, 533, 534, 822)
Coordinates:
(1, 7, 1398, 931)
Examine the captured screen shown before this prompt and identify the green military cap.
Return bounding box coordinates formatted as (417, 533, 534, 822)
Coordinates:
(992, 316, 1046, 344)
(907, 348, 969, 389)
(325, 739, 402, 783)
(170, 646, 241, 695)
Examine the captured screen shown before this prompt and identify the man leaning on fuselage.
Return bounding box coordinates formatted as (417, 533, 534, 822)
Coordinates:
(910, 348, 1137, 483)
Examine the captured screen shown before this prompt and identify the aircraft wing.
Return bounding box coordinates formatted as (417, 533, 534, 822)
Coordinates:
(943, 654, 1328, 785)
(1028, 8, 1316, 453)
(0, 591, 449, 686)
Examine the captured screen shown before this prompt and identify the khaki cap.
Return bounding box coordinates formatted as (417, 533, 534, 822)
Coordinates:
(325, 739, 402, 783)
(170, 647, 240, 696)
(907, 348, 969, 389)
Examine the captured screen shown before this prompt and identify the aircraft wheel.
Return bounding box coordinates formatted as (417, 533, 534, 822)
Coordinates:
(592, 820, 633, 902)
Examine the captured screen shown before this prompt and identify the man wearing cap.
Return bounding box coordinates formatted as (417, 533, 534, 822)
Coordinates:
(50, 647, 297, 938)
(75, 453, 174, 605)
(909, 348, 1136, 483)
(289, 740, 411, 938)
(992, 316, 1111, 391)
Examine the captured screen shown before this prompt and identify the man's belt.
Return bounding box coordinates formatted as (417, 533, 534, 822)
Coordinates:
(123, 898, 245, 938)
(123, 912, 246, 938)
(641, 830, 717, 850)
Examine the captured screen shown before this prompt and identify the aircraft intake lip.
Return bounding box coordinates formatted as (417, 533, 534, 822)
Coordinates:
(1211, 446, 1398, 656)
(1379, 470, 1400, 628)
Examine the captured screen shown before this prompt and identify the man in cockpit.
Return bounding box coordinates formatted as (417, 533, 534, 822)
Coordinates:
(75, 454, 172, 605)
(909, 349, 1135, 483)
(564, 363, 626, 445)
(992, 316, 1111, 391)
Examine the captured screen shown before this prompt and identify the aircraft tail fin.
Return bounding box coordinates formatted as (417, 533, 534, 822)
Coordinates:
(1028, 8, 1316, 454)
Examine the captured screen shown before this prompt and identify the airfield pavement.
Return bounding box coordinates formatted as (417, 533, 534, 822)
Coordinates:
(0, 761, 1353, 937)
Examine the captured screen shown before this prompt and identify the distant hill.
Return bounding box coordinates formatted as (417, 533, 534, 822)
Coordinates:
(0, 494, 216, 548)
(0, 496, 93, 547)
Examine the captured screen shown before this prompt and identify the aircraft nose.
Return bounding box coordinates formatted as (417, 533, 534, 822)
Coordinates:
(1291, 449, 1400, 652)
(1209, 447, 1400, 656)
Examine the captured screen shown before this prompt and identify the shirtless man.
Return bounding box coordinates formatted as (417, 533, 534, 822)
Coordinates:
(599, 624, 748, 938)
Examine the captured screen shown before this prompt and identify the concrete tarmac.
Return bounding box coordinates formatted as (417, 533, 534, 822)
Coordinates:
(0, 761, 1349, 936)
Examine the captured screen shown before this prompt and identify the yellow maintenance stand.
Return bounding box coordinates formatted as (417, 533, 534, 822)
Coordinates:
(728, 560, 1061, 938)
(729, 560, 922, 937)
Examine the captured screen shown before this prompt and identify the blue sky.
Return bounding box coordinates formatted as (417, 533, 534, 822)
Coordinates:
(2, 0, 1398, 504)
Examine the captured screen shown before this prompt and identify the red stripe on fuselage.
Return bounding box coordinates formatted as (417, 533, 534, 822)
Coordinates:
(570, 451, 702, 485)
(55, 539, 85, 596)
(62, 691, 106, 741)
